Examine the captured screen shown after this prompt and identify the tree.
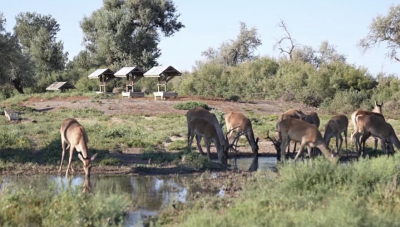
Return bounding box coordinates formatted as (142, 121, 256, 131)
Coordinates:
(0, 13, 34, 94)
(14, 12, 68, 92)
(274, 19, 299, 60)
(80, 0, 184, 69)
(359, 4, 400, 62)
(201, 22, 262, 66)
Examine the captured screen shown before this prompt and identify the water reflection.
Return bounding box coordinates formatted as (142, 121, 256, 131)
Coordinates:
(229, 156, 277, 172)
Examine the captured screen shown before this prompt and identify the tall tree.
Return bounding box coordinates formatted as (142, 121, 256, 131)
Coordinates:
(80, 0, 184, 69)
(14, 12, 68, 92)
(0, 13, 34, 94)
(359, 4, 400, 62)
(202, 22, 262, 67)
(274, 19, 299, 60)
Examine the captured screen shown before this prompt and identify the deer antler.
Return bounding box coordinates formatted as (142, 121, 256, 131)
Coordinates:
(229, 129, 251, 154)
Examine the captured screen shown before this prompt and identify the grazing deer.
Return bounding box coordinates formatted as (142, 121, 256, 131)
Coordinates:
(186, 107, 225, 155)
(225, 112, 259, 155)
(186, 107, 229, 164)
(351, 101, 383, 152)
(324, 114, 349, 154)
(60, 118, 97, 177)
(277, 118, 336, 163)
(355, 114, 400, 156)
(276, 109, 307, 154)
(304, 111, 320, 155)
(188, 118, 236, 163)
(266, 130, 282, 161)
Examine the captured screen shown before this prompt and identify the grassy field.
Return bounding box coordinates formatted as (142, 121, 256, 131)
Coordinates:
(155, 155, 400, 226)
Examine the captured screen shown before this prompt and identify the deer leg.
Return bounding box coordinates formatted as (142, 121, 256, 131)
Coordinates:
(294, 143, 306, 162)
(344, 129, 348, 150)
(360, 133, 370, 157)
(374, 138, 378, 150)
(195, 135, 205, 154)
(59, 138, 66, 173)
(307, 146, 313, 164)
(280, 137, 289, 162)
(205, 139, 211, 160)
(65, 145, 75, 177)
(380, 138, 386, 155)
(338, 134, 343, 156)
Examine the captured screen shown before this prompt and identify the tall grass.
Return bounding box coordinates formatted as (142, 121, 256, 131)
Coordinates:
(0, 182, 130, 227)
(156, 155, 400, 226)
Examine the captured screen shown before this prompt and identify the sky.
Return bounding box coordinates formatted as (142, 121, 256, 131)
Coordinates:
(1, 0, 399, 76)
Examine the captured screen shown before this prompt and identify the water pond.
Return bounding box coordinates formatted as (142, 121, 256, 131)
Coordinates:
(0, 157, 276, 226)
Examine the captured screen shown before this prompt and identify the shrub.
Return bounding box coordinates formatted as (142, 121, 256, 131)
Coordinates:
(173, 101, 209, 110)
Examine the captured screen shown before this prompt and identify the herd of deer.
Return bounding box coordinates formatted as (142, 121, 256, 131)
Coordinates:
(59, 101, 400, 179)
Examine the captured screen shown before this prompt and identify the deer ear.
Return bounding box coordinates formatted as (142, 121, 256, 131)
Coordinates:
(91, 153, 98, 161)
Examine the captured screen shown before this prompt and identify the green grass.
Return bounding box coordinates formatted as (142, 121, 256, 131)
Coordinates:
(155, 155, 400, 226)
(0, 181, 130, 227)
(173, 101, 209, 110)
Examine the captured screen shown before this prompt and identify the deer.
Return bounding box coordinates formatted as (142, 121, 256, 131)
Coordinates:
(188, 118, 242, 164)
(277, 118, 337, 163)
(265, 130, 282, 161)
(304, 111, 320, 156)
(351, 101, 383, 153)
(355, 114, 400, 157)
(225, 112, 259, 155)
(324, 114, 349, 155)
(186, 107, 231, 164)
(276, 109, 307, 154)
(60, 118, 97, 177)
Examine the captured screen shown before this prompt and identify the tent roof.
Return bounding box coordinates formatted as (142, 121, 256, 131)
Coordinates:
(46, 82, 75, 91)
(88, 68, 115, 79)
(114, 67, 143, 77)
(144, 65, 181, 77)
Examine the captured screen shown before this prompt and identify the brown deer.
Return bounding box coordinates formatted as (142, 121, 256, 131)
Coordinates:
(276, 109, 307, 154)
(351, 101, 383, 152)
(188, 118, 241, 163)
(225, 112, 259, 155)
(304, 111, 320, 155)
(324, 114, 349, 154)
(277, 118, 336, 163)
(355, 114, 400, 156)
(60, 118, 97, 177)
(187, 107, 231, 164)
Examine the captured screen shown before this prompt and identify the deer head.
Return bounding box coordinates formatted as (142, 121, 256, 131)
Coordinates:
(265, 130, 281, 161)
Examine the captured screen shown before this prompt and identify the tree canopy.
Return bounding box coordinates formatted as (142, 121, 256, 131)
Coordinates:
(359, 4, 400, 62)
(80, 0, 184, 69)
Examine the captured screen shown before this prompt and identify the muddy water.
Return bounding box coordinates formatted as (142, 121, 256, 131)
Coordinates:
(0, 157, 276, 226)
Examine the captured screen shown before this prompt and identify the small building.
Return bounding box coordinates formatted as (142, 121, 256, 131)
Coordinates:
(144, 65, 181, 100)
(88, 68, 115, 93)
(114, 67, 145, 98)
(46, 82, 76, 92)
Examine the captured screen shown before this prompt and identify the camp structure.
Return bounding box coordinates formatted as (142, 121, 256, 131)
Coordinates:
(144, 65, 181, 100)
(88, 68, 115, 93)
(46, 82, 75, 92)
(114, 67, 144, 98)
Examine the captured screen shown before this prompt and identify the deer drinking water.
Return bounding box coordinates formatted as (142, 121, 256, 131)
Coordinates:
(225, 112, 259, 155)
(277, 118, 336, 163)
(60, 118, 97, 177)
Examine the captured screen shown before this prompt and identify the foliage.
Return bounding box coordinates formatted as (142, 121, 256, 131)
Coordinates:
(0, 182, 129, 227)
(155, 155, 400, 227)
(173, 101, 209, 110)
(81, 0, 184, 69)
(14, 12, 68, 92)
(359, 4, 400, 62)
(202, 22, 262, 66)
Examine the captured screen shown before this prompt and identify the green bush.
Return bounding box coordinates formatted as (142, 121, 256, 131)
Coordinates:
(173, 101, 209, 110)
(0, 182, 129, 227)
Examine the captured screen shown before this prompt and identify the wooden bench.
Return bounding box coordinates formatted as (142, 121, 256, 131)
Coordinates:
(4, 109, 19, 121)
(153, 91, 178, 100)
